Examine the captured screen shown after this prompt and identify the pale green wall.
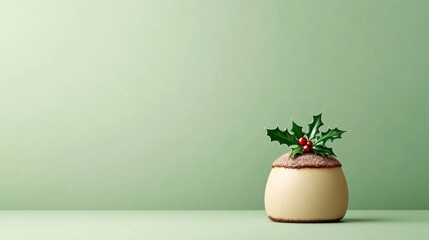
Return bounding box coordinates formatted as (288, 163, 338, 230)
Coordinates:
(1, 0, 428, 209)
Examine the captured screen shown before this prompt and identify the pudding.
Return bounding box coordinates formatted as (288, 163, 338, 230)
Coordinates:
(264, 152, 348, 223)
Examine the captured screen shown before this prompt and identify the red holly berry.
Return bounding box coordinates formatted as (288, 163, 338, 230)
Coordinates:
(306, 140, 313, 147)
(303, 145, 312, 153)
(298, 137, 307, 146)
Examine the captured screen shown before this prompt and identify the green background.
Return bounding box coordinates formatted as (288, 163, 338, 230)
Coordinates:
(0, 0, 428, 210)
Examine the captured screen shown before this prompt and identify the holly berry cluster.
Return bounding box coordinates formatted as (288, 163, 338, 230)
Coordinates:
(298, 137, 313, 153)
(266, 113, 346, 157)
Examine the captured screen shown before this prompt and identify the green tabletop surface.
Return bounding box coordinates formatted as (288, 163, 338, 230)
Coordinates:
(0, 210, 427, 239)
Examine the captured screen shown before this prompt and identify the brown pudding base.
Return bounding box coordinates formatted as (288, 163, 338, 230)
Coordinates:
(268, 215, 343, 223)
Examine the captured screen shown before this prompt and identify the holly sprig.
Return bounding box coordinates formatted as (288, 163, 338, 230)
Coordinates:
(266, 113, 346, 157)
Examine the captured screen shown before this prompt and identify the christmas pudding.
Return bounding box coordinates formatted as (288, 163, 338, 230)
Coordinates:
(265, 113, 348, 223)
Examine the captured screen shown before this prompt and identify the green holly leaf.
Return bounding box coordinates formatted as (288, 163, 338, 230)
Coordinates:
(313, 145, 336, 157)
(266, 113, 346, 158)
(291, 121, 305, 139)
(315, 127, 347, 146)
(266, 127, 298, 146)
(290, 146, 303, 157)
(307, 113, 324, 140)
